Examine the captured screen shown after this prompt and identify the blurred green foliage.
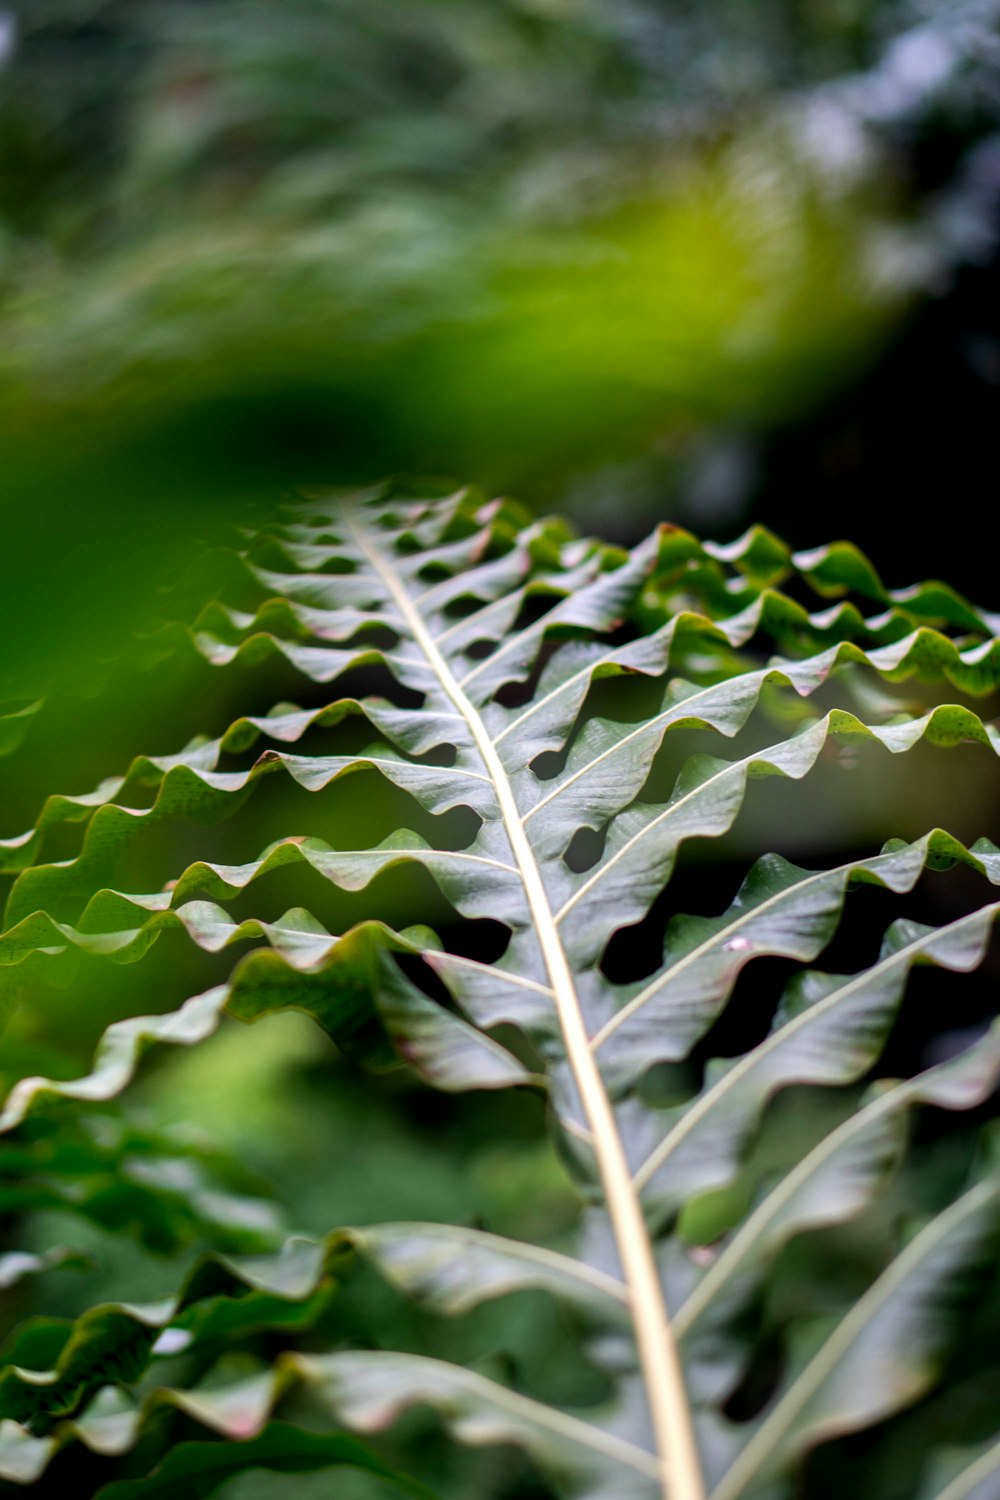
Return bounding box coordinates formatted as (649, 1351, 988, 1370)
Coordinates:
(2, 0, 999, 692)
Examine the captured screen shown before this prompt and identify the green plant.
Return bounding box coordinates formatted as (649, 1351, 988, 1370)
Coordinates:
(1, 484, 999, 1500)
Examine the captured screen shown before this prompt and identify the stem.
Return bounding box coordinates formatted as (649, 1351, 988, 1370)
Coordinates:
(347, 508, 706, 1500)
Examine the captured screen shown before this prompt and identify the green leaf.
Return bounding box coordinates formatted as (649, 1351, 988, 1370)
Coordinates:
(93, 1421, 437, 1500)
(3, 484, 999, 1500)
(708, 1177, 1000, 1500)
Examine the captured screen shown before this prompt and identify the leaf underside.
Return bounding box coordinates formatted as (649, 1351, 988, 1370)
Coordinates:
(0, 483, 998, 1500)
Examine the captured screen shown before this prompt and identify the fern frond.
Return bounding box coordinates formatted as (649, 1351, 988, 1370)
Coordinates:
(2, 484, 998, 1500)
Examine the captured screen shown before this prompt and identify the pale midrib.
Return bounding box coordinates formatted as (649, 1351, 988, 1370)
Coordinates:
(315, 847, 519, 874)
(180, 843, 518, 890)
(432, 952, 556, 1000)
(307, 1351, 663, 1479)
(283, 755, 491, 785)
(360, 1222, 631, 1306)
(346, 510, 707, 1500)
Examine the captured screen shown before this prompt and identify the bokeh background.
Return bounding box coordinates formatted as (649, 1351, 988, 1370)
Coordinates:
(1, 6, 999, 1497)
(2, 0, 1000, 692)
